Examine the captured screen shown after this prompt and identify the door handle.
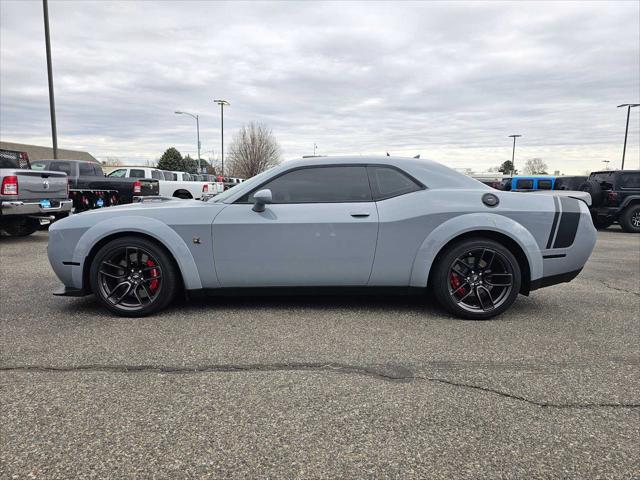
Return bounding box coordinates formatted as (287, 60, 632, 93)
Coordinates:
(350, 213, 370, 218)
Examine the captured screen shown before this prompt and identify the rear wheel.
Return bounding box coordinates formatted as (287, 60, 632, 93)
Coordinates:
(431, 238, 521, 320)
(620, 204, 640, 233)
(89, 237, 179, 316)
(2, 219, 38, 237)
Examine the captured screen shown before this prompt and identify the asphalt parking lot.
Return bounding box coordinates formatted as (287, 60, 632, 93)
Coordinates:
(1, 229, 639, 479)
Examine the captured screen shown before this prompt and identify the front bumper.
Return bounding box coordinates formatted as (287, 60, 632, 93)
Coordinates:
(1, 199, 73, 217)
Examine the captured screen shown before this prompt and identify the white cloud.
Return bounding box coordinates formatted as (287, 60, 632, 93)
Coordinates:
(1, 0, 638, 174)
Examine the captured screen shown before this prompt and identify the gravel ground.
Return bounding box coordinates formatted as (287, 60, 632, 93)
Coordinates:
(0, 228, 639, 479)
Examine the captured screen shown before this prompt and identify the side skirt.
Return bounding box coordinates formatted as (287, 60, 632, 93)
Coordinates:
(187, 286, 425, 298)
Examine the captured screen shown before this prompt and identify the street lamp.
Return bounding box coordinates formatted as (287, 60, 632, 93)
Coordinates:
(617, 103, 639, 170)
(42, 0, 58, 159)
(314, 143, 318, 156)
(213, 99, 230, 175)
(175, 111, 201, 170)
(508, 134, 522, 175)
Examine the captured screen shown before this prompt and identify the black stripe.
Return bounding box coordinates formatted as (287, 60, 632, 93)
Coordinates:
(543, 254, 567, 259)
(546, 197, 560, 249)
(553, 197, 581, 248)
(62, 261, 80, 266)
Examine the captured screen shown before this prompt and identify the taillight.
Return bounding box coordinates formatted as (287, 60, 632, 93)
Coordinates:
(133, 181, 141, 193)
(66, 178, 71, 198)
(1, 175, 18, 195)
(202, 184, 209, 193)
(607, 191, 618, 203)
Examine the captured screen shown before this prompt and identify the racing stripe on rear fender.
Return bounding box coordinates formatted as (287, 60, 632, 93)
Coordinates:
(546, 196, 560, 249)
(553, 197, 581, 248)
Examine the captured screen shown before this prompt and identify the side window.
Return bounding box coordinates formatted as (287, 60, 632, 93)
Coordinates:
(93, 164, 104, 176)
(130, 169, 146, 178)
(79, 162, 95, 176)
(240, 166, 372, 203)
(367, 166, 422, 200)
(108, 169, 127, 178)
(31, 161, 49, 171)
(50, 162, 72, 176)
(151, 170, 163, 180)
(619, 173, 640, 189)
(538, 180, 552, 190)
(516, 179, 534, 189)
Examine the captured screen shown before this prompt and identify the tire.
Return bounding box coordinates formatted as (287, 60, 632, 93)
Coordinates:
(173, 190, 192, 200)
(431, 237, 522, 320)
(578, 180, 603, 207)
(2, 219, 38, 237)
(619, 204, 640, 233)
(592, 216, 613, 230)
(89, 236, 180, 317)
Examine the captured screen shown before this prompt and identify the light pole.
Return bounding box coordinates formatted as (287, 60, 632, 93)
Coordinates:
(313, 143, 317, 156)
(602, 160, 610, 170)
(174, 111, 201, 170)
(508, 134, 522, 175)
(617, 103, 639, 170)
(213, 99, 230, 175)
(42, 0, 57, 159)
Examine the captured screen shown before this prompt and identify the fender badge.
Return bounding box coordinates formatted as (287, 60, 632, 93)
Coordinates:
(482, 193, 499, 207)
(192, 236, 201, 244)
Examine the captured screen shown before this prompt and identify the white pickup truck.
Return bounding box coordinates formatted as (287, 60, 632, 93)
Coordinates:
(107, 167, 224, 200)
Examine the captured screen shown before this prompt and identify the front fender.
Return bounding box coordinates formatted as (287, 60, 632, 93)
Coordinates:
(72, 215, 203, 290)
(409, 213, 543, 288)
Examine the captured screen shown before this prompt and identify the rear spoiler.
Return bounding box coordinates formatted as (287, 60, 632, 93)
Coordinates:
(525, 190, 592, 206)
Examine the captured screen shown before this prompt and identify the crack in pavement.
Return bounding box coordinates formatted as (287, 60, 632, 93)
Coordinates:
(598, 280, 640, 297)
(1, 362, 638, 410)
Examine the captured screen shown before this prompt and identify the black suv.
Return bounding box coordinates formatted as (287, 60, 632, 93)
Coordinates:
(579, 170, 640, 232)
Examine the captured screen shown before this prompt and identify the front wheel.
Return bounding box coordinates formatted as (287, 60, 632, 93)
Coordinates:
(89, 236, 179, 317)
(620, 204, 640, 233)
(431, 238, 522, 320)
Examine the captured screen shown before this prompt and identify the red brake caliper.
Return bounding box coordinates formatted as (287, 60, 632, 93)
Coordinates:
(450, 272, 464, 296)
(146, 259, 159, 292)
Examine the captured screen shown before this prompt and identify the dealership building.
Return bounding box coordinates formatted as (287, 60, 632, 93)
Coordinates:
(0, 140, 98, 163)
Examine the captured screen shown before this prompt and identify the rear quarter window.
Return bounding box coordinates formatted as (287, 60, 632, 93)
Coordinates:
(538, 180, 552, 190)
(367, 166, 422, 200)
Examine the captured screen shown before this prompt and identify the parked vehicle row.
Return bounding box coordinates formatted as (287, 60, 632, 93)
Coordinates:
(107, 167, 224, 200)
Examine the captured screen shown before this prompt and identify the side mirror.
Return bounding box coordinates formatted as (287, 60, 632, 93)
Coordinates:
(252, 189, 272, 212)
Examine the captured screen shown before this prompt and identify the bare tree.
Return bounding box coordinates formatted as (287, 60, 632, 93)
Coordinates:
(227, 123, 281, 178)
(104, 156, 122, 166)
(523, 158, 548, 175)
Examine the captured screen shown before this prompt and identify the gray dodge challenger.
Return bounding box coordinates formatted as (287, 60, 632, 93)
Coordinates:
(48, 156, 597, 320)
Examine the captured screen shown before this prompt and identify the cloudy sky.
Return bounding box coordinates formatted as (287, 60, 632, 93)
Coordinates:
(1, 1, 639, 174)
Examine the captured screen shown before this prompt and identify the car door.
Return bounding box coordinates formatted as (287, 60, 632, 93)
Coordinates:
(212, 165, 379, 287)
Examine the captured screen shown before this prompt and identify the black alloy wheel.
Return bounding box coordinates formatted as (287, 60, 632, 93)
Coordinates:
(90, 237, 178, 316)
(432, 238, 522, 320)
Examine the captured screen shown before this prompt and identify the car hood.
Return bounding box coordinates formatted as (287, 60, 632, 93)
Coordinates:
(52, 198, 226, 231)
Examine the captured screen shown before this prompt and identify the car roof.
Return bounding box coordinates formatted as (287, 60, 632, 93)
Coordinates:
(217, 155, 489, 203)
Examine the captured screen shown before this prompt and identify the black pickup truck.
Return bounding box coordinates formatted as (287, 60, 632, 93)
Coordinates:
(579, 170, 640, 232)
(31, 159, 159, 211)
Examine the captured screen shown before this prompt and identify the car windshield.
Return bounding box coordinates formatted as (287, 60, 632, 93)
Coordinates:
(209, 166, 279, 203)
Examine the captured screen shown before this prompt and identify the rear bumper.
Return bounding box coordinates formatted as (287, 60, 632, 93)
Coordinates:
(1, 199, 73, 217)
(529, 268, 583, 291)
